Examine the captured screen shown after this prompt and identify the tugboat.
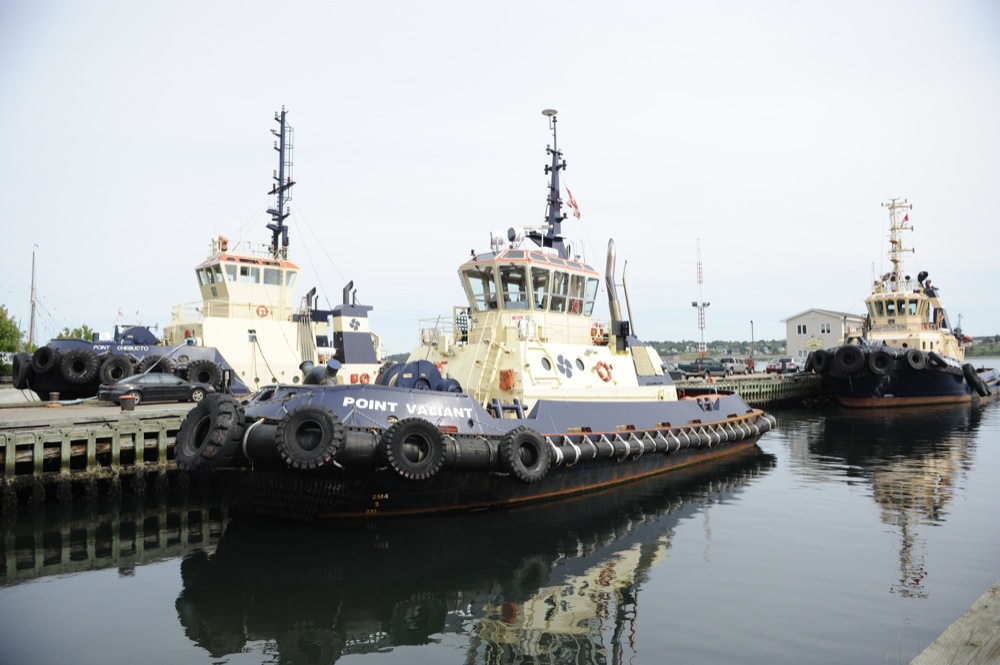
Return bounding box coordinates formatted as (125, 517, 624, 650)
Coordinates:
(174, 109, 775, 520)
(808, 198, 998, 407)
(161, 108, 384, 392)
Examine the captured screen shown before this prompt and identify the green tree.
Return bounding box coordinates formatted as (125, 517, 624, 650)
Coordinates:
(57, 324, 96, 341)
(0, 305, 22, 353)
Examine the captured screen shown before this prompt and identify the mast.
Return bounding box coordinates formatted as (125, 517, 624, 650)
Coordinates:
(28, 245, 37, 348)
(879, 198, 913, 293)
(266, 107, 295, 260)
(529, 109, 568, 258)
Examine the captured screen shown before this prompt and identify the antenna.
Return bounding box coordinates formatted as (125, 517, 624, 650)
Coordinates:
(691, 239, 710, 357)
(266, 107, 295, 260)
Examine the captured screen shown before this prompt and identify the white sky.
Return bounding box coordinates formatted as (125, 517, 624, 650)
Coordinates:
(2, 0, 998, 355)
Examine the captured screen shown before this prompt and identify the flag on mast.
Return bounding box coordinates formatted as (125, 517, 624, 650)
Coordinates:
(901, 213, 909, 226)
(565, 186, 581, 219)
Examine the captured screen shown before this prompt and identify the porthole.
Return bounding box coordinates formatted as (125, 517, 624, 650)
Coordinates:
(540, 357, 552, 371)
(575, 358, 585, 371)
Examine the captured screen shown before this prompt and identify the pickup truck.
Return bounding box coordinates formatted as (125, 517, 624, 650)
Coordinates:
(676, 357, 731, 379)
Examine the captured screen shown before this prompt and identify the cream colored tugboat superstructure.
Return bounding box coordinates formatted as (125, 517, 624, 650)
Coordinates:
(163, 109, 383, 392)
(809, 198, 997, 406)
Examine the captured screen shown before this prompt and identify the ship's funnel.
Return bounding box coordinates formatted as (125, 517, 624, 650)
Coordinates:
(343, 281, 354, 306)
(606, 240, 623, 324)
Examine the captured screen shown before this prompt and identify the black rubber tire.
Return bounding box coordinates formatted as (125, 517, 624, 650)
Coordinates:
(811, 350, 829, 374)
(31, 347, 62, 375)
(833, 346, 866, 375)
(276, 405, 344, 470)
(499, 426, 551, 483)
(12, 352, 33, 389)
(138, 355, 173, 374)
(186, 359, 223, 388)
(60, 348, 100, 384)
(905, 349, 926, 371)
(99, 355, 133, 384)
(174, 394, 245, 472)
(963, 364, 990, 397)
(381, 418, 445, 480)
(927, 352, 947, 369)
(868, 350, 893, 376)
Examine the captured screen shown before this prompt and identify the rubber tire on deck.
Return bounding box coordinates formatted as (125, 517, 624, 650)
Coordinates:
(963, 364, 991, 397)
(174, 393, 246, 472)
(12, 352, 33, 389)
(927, 352, 947, 369)
(499, 426, 551, 483)
(381, 418, 445, 480)
(60, 348, 100, 384)
(905, 349, 926, 371)
(276, 405, 345, 470)
(31, 347, 62, 375)
(811, 349, 829, 374)
(186, 359, 223, 389)
(99, 355, 133, 384)
(138, 355, 173, 374)
(868, 350, 893, 376)
(833, 346, 865, 375)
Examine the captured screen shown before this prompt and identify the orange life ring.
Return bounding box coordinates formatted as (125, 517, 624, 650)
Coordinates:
(256, 305, 269, 318)
(591, 322, 606, 345)
(596, 361, 612, 382)
(360, 373, 370, 384)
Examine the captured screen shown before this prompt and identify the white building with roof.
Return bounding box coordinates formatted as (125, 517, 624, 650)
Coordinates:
(781, 308, 864, 361)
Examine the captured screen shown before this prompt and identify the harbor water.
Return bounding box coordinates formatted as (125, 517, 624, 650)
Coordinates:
(2, 361, 999, 664)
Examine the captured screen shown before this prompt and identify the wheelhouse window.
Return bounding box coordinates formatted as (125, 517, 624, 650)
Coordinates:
(225, 264, 238, 282)
(907, 299, 919, 316)
(499, 265, 529, 309)
(239, 265, 260, 284)
(463, 265, 499, 312)
(583, 276, 599, 315)
(531, 267, 550, 310)
(568, 274, 588, 315)
(286, 271, 297, 288)
(550, 271, 569, 313)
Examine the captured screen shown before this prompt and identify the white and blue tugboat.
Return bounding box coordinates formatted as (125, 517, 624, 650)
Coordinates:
(808, 198, 998, 407)
(174, 110, 775, 520)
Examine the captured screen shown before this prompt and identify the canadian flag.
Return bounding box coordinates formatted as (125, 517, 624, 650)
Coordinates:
(565, 187, 581, 219)
(902, 213, 909, 226)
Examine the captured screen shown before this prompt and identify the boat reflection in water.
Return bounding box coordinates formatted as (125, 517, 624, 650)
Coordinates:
(788, 402, 988, 599)
(175, 447, 775, 663)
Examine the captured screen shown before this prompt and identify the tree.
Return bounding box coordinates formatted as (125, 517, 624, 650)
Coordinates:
(57, 324, 96, 341)
(0, 305, 22, 353)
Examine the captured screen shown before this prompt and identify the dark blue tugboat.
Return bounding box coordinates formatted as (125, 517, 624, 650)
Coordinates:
(808, 199, 998, 407)
(174, 110, 775, 520)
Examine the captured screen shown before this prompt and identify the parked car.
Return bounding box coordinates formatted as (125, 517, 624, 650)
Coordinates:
(719, 356, 752, 375)
(661, 361, 686, 381)
(676, 357, 730, 379)
(765, 357, 800, 374)
(98, 373, 215, 405)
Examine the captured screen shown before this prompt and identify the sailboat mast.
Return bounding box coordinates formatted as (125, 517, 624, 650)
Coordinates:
(28, 245, 37, 348)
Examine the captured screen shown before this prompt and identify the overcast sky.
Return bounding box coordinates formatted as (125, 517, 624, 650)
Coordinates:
(2, 0, 998, 355)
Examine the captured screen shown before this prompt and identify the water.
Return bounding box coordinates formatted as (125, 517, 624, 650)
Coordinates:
(2, 364, 999, 664)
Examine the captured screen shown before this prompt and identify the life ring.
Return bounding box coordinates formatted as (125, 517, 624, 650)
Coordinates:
(60, 348, 100, 384)
(174, 394, 246, 472)
(360, 373, 371, 384)
(905, 349, 926, 371)
(596, 361, 612, 382)
(868, 350, 893, 376)
(499, 427, 551, 483)
(591, 323, 606, 345)
(276, 405, 345, 469)
(256, 305, 269, 317)
(381, 418, 445, 480)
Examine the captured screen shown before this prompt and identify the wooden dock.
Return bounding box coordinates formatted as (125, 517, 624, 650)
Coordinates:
(680, 372, 826, 407)
(911, 581, 1000, 664)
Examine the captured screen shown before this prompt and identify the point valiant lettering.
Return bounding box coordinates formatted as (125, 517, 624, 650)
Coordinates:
(342, 396, 474, 419)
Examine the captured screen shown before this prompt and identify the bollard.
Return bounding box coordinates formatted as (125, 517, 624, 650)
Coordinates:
(120, 394, 136, 412)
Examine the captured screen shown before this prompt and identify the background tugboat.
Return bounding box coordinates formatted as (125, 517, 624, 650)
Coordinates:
(162, 108, 385, 392)
(174, 110, 774, 520)
(807, 198, 998, 407)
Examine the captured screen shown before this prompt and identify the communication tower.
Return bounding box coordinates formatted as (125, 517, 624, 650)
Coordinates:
(691, 239, 710, 357)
